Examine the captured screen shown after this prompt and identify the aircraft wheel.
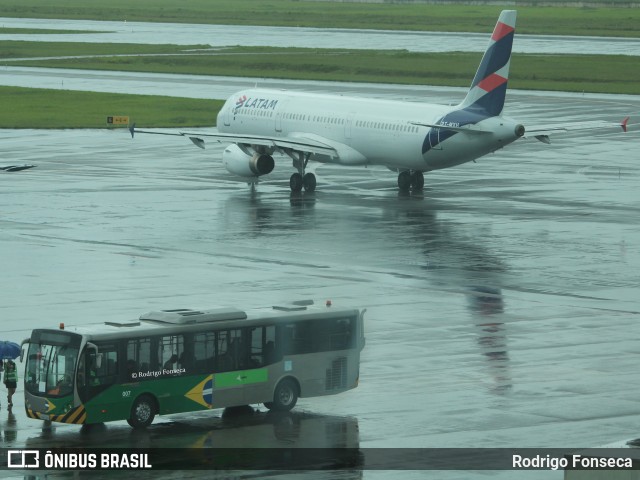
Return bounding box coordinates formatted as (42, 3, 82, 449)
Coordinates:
(411, 171, 424, 190)
(397, 171, 411, 191)
(302, 173, 316, 192)
(289, 173, 303, 192)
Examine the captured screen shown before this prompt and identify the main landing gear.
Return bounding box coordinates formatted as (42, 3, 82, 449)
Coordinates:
(290, 152, 316, 193)
(290, 172, 316, 193)
(397, 170, 424, 192)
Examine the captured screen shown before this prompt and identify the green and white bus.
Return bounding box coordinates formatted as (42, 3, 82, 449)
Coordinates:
(22, 301, 365, 428)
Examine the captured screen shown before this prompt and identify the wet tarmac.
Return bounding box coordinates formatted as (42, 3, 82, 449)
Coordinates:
(1, 79, 639, 479)
(2, 17, 640, 55)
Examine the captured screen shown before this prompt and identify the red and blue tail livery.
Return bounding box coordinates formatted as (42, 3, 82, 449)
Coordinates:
(422, 11, 517, 156)
(460, 10, 516, 117)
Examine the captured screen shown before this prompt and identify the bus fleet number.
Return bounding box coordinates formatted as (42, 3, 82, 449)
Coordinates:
(122, 390, 132, 398)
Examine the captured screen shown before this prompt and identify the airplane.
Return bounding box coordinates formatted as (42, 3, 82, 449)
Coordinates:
(131, 10, 628, 193)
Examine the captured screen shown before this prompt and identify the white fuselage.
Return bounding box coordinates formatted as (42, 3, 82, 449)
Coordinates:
(217, 88, 522, 172)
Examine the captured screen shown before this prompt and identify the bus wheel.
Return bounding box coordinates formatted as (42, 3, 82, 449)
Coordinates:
(127, 395, 156, 428)
(266, 378, 298, 412)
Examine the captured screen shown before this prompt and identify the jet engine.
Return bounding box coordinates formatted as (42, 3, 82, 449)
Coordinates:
(222, 144, 275, 178)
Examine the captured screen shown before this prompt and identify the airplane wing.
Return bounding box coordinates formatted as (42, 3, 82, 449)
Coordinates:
(129, 125, 338, 157)
(523, 117, 629, 144)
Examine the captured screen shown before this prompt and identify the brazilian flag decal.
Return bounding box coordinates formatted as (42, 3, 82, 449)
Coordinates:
(45, 398, 58, 413)
(185, 374, 214, 409)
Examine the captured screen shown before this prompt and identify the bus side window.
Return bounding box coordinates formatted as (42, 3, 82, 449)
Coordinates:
(157, 334, 184, 373)
(94, 347, 118, 386)
(282, 325, 294, 355)
(216, 331, 231, 372)
(228, 330, 246, 370)
(330, 318, 353, 350)
(126, 338, 151, 381)
(126, 359, 138, 379)
(281, 318, 354, 354)
(193, 332, 215, 374)
(283, 322, 315, 355)
(250, 325, 277, 367)
(178, 351, 193, 370)
(216, 329, 244, 372)
(264, 341, 275, 365)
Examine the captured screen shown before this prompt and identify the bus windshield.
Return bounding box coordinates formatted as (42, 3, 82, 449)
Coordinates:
(26, 342, 79, 397)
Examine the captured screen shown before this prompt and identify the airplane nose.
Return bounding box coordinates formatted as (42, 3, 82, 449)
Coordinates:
(515, 124, 525, 137)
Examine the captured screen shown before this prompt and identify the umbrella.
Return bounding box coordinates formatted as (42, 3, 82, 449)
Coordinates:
(0, 341, 21, 360)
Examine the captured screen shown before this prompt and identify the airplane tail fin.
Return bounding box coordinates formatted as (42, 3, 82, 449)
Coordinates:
(458, 10, 516, 117)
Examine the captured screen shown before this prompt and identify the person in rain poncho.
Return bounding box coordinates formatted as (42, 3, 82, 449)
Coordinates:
(3, 360, 18, 407)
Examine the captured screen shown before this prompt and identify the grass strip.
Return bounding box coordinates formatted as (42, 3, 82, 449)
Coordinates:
(0, 86, 222, 128)
(1, 1, 640, 37)
(5, 44, 640, 95)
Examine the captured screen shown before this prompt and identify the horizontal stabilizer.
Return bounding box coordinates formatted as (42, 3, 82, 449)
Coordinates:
(524, 119, 629, 138)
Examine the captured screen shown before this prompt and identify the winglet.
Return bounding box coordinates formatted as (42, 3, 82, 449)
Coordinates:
(129, 123, 136, 138)
(621, 117, 629, 133)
